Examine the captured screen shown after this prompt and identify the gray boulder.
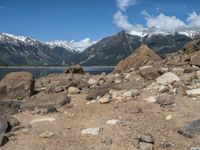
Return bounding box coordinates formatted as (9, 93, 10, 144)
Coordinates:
(0, 72, 35, 100)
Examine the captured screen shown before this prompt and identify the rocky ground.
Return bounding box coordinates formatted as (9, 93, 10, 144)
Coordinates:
(2, 44, 200, 150)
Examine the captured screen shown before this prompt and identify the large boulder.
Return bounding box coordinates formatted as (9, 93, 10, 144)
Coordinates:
(114, 45, 162, 72)
(139, 66, 161, 80)
(178, 119, 200, 138)
(64, 65, 85, 74)
(156, 72, 180, 85)
(21, 93, 71, 111)
(0, 72, 35, 100)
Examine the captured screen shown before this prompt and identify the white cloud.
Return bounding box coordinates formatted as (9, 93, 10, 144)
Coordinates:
(143, 11, 186, 32)
(113, 9, 200, 34)
(113, 11, 143, 32)
(187, 12, 200, 27)
(69, 38, 97, 52)
(116, 0, 136, 11)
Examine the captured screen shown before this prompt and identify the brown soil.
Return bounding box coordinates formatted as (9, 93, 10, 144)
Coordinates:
(2, 93, 200, 150)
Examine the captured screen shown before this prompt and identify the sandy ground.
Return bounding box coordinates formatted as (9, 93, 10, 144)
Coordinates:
(2, 93, 200, 150)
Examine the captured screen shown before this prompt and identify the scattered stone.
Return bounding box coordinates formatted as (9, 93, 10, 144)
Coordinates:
(77, 81, 89, 90)
(30, 117, 56, 124)
(0, 117, 8, 134)
(156, 72, 180, 85)
(0, 135, 9, 146)
(144, 96, 157, 103)
(54, 87, 64, 93)
(160, 141, 172, 149)
(64, 65, 84, 74)
(158, 85, 169, 93)
(134, 133, 154, 150)
(38, 131, 56, 138)
(88, 78, 97, 85)
(184, 66, 194, 73)
(99, 94, 111, 104)
(137, 133, 155, 144)
(6, 116, 20, 128)
(172, 67, 184, 76)
(178, 119, 200, 138)
(186, 88, 200, 97)
(139, 66, 160, 80)
(103, 137, 113, 145)
(32, 106, 57, 115)
(156, 94, 174, 107)
(86, 88, 110, 101)
(166, 115, 172, 120)
(106, 119, 122, 125)
(0, 71, 35, 99)
(68, 87, 80, 94)
(56, 94, 71, 107)
(128, 106, 142, 114)
(81, 127, 102, 135)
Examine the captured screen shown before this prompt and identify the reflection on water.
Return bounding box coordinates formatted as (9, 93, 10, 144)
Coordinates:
(0, 66, 114, 79)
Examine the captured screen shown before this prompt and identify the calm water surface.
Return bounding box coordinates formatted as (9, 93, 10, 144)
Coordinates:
(0, 66, 114, 79)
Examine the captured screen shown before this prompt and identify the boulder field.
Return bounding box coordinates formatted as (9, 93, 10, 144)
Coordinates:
(2, 45, 200, 149)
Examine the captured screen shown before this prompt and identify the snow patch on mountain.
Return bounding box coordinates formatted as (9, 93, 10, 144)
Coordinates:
(46, 38, 97, 52)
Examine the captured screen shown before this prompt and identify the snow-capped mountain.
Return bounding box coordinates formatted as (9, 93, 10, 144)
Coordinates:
(0, 33, 78, 66)
(46, 38, 97, 52)
(0, 31, 198, 66)
(128, 28, 199, 39)
(74, 31, 193, 66)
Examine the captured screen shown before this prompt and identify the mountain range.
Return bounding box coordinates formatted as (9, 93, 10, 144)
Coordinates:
(0, 31, 196, 66)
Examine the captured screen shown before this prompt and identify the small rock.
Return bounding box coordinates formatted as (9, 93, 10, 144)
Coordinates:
(64, 65, 84, 74)
(178, 119, 200, 138)
(160, 141, 172, 149)
(7, 116, 20, 128)
(156, 72, 180, 85)
(106, 119, 122, 125)
(0, 117, 8, 134)
(54, 87, 64, 93)
(104, 137, 113, 145)
(81, 127, 102, 135)
(56, 94, 71, 107)
(0, 135, 9, 146)
(144, 96, 157, 103)
(68, 87, 80, 94)
(158, 85, 169, 93)
(30, 117, 56, 124)
(88, 79, 97, 85)
(128, 106, 142, 114)
(134, 133, 154, 150)
(32, 106, 57, 115)
(137, 133, 155, 144)
(38, 131, 56, 138)
(166, 115, 172, 120)
(139, 142, 154, 150)
(99, 94, 111, 104)
(156, 94, 174, 107)
(186, 88, 200, 97)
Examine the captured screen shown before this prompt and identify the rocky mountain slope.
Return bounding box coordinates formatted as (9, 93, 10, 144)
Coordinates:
(114, 45, 162, 72)
(0, 33, 78, 66)
(0, 31, 193, 66)
(75, 31, 192, 66)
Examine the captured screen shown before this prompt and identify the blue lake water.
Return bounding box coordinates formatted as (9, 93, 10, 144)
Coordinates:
(0, 66, 114, 79)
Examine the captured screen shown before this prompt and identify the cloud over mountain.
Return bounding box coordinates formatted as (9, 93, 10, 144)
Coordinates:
(114, 0, 200, 34)
(116, 0, 136, 11)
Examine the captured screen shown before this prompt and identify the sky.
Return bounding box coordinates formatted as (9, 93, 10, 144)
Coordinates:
(0, 0, 200, 43)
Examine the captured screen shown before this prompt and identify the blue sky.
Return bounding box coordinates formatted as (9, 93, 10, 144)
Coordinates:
(0, 0, 200, 42)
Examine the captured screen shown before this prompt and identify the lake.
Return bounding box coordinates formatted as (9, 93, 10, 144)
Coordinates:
(0, 66, 114, 79)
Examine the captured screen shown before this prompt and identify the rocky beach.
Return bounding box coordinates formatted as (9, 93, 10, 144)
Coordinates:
(1, 43, 200, 150)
